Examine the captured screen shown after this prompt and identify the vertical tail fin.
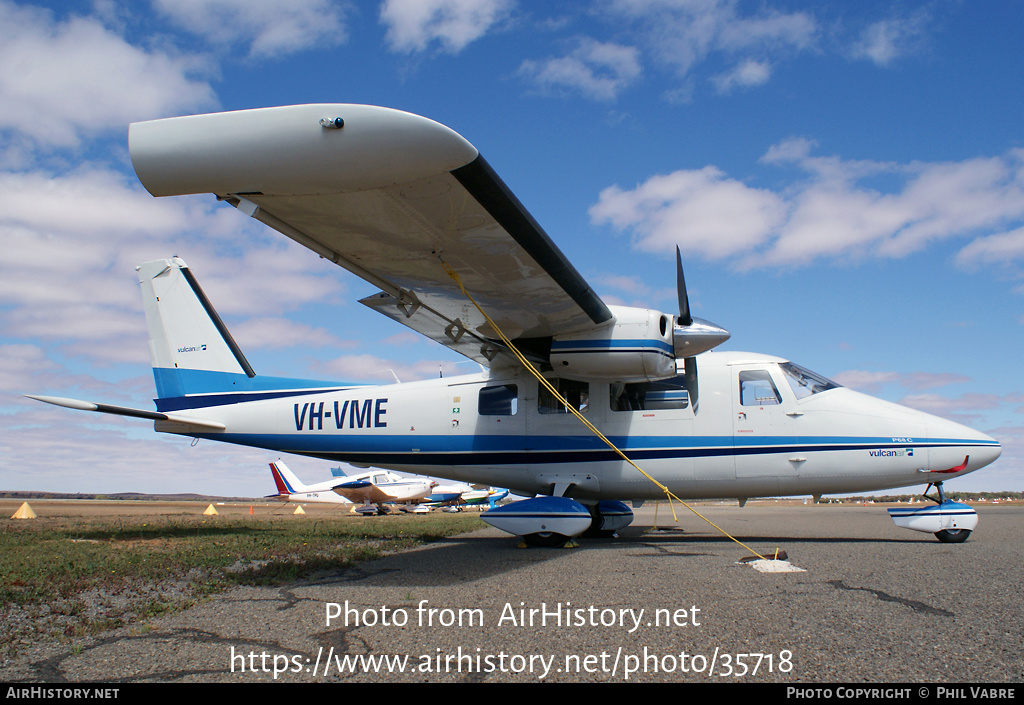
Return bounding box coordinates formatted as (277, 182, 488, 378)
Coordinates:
(270, 461, 303, 495)
(137, 257, 255, 400)
(138, 257, 346, 411)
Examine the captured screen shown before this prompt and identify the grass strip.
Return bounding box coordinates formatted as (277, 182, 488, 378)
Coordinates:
(1, 511, 484, 656)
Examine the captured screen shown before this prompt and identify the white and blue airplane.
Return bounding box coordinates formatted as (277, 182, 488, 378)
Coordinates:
(269, 460, 437, 514)
(269, 460, 353, 505)
(29, 104, 1001, 546)
(326, 466, 503, 510)
(425, 484, 510, 511)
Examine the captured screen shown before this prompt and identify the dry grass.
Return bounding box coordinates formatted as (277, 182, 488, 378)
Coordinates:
(0, 502, 484, 657)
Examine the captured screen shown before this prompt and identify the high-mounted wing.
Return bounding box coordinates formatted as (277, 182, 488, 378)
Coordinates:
(129, 105, 612, 366)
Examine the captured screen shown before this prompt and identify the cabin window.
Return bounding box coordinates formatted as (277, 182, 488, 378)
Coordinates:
(779, 362, 840, 399)
(610, 377, 689, 411)
(739, 370, 781, 406)
(539, 379, 589, 414)
(479, 384, 518, 416)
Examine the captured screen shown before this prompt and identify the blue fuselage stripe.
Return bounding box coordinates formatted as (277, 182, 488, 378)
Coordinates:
(151, 368, 356, 411)
(551, 338, 674, 357)
(190, 432, 995, 467)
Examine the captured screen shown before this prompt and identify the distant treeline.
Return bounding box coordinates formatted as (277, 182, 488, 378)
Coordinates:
(0, 491, 258, 502)
(825, 491, 1023, 503)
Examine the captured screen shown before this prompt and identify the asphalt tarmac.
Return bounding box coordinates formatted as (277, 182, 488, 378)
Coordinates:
(6, 503, 1023, 684)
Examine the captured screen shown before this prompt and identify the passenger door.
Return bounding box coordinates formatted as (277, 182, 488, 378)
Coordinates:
(732, 364, 802, 485)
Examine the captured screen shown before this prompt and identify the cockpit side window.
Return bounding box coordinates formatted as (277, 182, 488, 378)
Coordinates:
(739, 370, 781, 406)
(779, 362, 840, 400)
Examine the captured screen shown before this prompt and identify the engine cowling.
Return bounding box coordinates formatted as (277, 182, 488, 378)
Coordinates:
(550, 305, 730, 383)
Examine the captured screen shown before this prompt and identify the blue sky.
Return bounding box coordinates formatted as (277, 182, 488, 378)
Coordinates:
(1, 0, 1021, 496)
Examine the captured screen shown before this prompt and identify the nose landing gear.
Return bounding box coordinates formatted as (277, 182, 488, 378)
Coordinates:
(928, 483, 973, 543)
(887, 482, 978, 543)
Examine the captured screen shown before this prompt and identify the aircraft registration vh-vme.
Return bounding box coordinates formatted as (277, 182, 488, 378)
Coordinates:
(29, 104, 1001, 547)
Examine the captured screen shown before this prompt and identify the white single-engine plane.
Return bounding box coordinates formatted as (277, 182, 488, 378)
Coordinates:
(268, 460, 353, 505)
(268, 460, 436, 514)
(29, 104, 1001, 546)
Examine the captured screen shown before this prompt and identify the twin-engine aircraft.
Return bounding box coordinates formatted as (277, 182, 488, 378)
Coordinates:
(29, 104, 1001, 546)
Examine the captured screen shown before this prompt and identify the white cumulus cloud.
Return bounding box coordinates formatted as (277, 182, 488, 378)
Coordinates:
(519, 38, 641, 101)
(712, 59, 772, 93)
(153, 0, 348, 58)
(606, 0, 815, 88)
(0, 167, 345, 366)
(850, 13, 929, 67)
(589, 167, 787, 259)
(0, 1, 215, 147)
(381, 0, 512, 54)
(591, 141, 1024, 269)
(956, 226, 1024, 267)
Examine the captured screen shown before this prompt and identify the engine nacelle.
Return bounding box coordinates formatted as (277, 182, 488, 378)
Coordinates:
(551, 306, 676, 382)
(549, 305, 731, 383)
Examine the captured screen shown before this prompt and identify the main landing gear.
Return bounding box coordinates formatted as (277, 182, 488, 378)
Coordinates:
(481, 497, 636, 547)
(582, 501, 634, 538)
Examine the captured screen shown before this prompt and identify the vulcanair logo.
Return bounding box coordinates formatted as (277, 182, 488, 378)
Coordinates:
(869, 448, 914, 457)
(176, 344, 207, 353)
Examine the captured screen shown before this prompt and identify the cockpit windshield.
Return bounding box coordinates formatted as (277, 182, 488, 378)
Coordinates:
(779, 361, 840, 399)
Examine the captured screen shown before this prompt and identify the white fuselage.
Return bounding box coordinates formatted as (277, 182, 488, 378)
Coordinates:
(173, 351, 1000, 502)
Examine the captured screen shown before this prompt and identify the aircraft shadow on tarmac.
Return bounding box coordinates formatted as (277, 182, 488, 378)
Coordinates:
(298, 523, 939, 589)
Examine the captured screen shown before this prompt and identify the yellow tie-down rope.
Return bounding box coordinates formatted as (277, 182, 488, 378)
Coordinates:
(439, 259, 769, 561)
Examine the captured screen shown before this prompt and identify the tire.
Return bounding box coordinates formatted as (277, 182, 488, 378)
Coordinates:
(582, 509, 613, 538)
(934, 529, 971, 543)
(522, 532, 570, 548)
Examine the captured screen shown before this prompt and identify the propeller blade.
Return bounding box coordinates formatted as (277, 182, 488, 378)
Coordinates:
(676, 246, 692, 326)
(683, 356, 698, 411)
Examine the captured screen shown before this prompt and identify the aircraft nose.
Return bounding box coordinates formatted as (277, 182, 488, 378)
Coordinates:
(926, 416, 1001, 474)
(974, 433, 1002, 468)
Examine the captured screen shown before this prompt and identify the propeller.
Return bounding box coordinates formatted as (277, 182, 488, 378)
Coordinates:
(671, 245, 731, 366)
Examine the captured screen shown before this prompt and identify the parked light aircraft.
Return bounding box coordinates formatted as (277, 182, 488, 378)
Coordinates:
(269, 460, 351, 505)
(29, 104, 1001, 546)
(458, 487, 510, 510)
(426, 484, 510, 511)
(327, 466, 507, 510)
(269, 460, 434, 514)
(421, 480, 480, 507)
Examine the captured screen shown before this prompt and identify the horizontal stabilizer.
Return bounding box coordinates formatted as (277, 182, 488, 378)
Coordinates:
(25, 395, 226, 431)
